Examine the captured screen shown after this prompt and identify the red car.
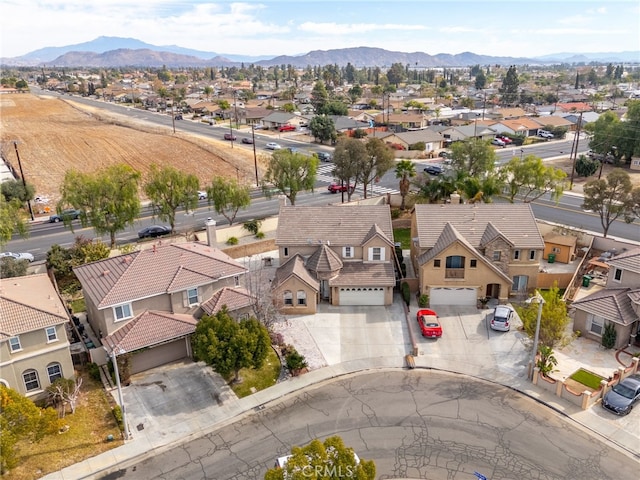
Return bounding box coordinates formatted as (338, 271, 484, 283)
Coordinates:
(328, 182, 354, 193)
(417, 309, 442, 338)
(497, 135, 513, 144)
(278, 124, 296, 132)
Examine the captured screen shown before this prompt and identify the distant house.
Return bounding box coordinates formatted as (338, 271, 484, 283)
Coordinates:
(0, 274, 74, 399)
(572, 247, 640, 349)
(261, 111, 306, 130)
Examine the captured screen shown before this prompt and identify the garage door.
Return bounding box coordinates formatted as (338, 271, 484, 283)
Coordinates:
(429, 287, 477, 306)
(339, 287, 386, 306)
(131, 339, 189, 374)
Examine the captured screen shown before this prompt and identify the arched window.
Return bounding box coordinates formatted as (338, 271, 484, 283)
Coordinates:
(445, 255, 466, 279)
(297, 290, 307, 306)
(23, 369, 40, 392)
(283, 290, 293, 305)
(47, 363, 63, 383)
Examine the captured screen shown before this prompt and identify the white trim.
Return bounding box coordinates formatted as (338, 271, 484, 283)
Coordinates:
(113, 303, 133, 322)
(46, 326, 58, 343)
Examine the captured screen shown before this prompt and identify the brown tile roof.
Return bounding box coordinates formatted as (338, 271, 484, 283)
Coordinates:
(500, 117, 544, 132)
(534, 116, 573, 127)
(276, 205, 393, 248)
(306, 244, 343, 273)
(329, 262, 395, 287)
(74, 243, 247, 309)
(0, 274, 69, 339)
(414, 204, 544, 250)
(571, 288, 639, 326)
(272, 255, 319, 291)
(200, 287, 255, 316)
(103, 310, 197, 354)
(606, 247, 640, 274)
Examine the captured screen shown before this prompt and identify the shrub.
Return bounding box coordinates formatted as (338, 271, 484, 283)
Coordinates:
(285, 348, 308, 373)
(575, 155, 599, 177)
(352, 128, 368, 139)
(601, 322, 617, 349)
(0, 257, 29, 278)
(391, 208, 402, 219)
(408, 142, 426, 151)
(87, 362, 101, 382)
(112, 405, 124, 431)
(255, 231, 265, 239)
(242, 219, 262, 235)
(226, 236, 239, 245)
(418, 294, 429, 307)
(401, 282, 411, 306)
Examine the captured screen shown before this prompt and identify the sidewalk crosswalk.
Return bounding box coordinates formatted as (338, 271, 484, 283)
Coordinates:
(316, 164, 398, 195)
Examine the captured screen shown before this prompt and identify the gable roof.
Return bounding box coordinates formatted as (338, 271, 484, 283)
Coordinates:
(389, 129, 445, 144)
(328, 262, 396, 287)
(306, 244, 343, 273)
(272, 254, 320, 291)
(102, 310, 197, 354)
(276, 205, 393, 248)
(499, 117, 544, 132)
(74, 243, 247, 309)
(414, 204, 544, 250)
(0, 274, 69, 339)
(200, 287, 255, 316)
(571, 288, 639, 326)
(262, 111, 299, 123)
(606, 247, 640, 274)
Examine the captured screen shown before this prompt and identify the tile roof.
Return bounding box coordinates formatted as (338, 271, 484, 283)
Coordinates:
(606, 247, 640, 274)
(200, 287, 255, 316)
(329, 262, 396, 287)
(572, 288, 639, 326)
(414, 204, 544, 250)
(272, 255, 320, 291)
(0, 274, 69, 339)
(103, 310, 197, 354)
(276, 205, 393, 248)
(544, 233, 578, 247)
(74, 243, 247, 309)
(306, 244, 343, 273)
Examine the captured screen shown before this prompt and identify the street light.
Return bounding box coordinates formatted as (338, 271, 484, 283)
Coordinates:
(105, 342, 131, 439)
(525, 291, 545, 380)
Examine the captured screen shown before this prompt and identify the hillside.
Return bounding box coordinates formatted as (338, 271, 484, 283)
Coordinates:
(0, 94, 264, 212)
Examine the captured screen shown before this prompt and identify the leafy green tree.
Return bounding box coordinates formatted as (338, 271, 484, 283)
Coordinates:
(536, 345, 558, 377)
(450, 139, 497, 177)
(499, 65, 519, 106)
(206, 176, 251, 225)
(264, 436, 376, 480)
(475, 70, 487, 90)
(347, 84, 363, 104)
(1, 385, 60, 473)
(0, 257, 29, 278)
(322, 100, 349, 116)
(618, 99, 640, 160)
(0, 197, 29, 247)
(1, 179, 34, 203)
(575, 154, 599, 177)
(459, 175, 504, 203)
(192, 307, 270, 383)
(309, 115, 337, 144)
(503, 155, 567, 203)
(69, 236, 111, 265)
(516, 285, 570, 349)
(586, 110, 620, 159)
(310, 80, 329, 113)
(386, 62, 406, 87)
(143, 164, 200, 232)
(582, 169, 638, 237)
(333, 137, 367, 202)
(262, 150, 318, 206)
(360, 138, 395, 199)
(395, 160, 416, 210)
(58, 164, 141, 248)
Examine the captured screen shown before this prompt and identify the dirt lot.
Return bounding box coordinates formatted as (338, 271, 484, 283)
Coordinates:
(0, 93, 266, 210)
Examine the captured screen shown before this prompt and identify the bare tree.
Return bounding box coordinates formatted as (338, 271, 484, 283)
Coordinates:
(242, 256, 284, 330)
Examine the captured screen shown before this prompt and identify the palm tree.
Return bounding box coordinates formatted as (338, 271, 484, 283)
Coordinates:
(395, 160, 416, 210)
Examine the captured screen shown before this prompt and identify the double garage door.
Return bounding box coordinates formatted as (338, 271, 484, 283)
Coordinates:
(130, 339, 189, 375)
(429, 287, 477, 306)
(339, 287, 386, 306)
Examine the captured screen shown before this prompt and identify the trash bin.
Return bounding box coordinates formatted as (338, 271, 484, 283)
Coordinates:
(582, 275, 592, 287)
(547, 253, 556, 263)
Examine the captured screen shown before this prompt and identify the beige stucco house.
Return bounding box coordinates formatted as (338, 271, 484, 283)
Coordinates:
(411, 204, 545, 306)
(572, 247, 640, 349)
(273, 205, 396, 312)
(74, 243, 248, 374)
(0, 274, 74, 398)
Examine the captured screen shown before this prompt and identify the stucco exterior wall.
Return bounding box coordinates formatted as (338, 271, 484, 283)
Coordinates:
(272, 276, 318, 315)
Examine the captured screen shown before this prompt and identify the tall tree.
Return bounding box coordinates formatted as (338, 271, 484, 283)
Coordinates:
(309, 115, 337, 144)
(450, 139, 497, 177)
(360, 138, 395, 199)
(58, 164, 141, 248)
(0, 197, 29, 247)
(310, 80, 329, 113)
(395, 160, 417, 210)
(143, 164, 200, 232)
(333, 137, 367, 202)
(582, 169, 638, 237)
(516, 284, 570, 349)
(261, 151, 318, 206)
(499, 65, 519, 106)
(192, 307, 270, 383)
(205, 176, 251, 225)
(503, 155, 567, 203)
(386, 62, 406, 87)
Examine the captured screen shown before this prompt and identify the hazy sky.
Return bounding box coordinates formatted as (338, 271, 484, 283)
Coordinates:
(1, 0, 638, 59)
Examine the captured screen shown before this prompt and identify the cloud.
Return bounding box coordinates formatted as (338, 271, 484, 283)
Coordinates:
(298, 22, 426, 35)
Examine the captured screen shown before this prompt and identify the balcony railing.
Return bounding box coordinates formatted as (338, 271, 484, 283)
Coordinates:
(445, 268, 465, 279)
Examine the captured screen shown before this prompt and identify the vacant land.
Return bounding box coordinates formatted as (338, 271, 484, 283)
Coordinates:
(0, 93, 265, 211)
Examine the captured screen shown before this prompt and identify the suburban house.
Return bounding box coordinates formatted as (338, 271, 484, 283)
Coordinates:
(410, 204, 545, 306)
(261, 111, 306, 130)
(73, 242, 248, 374)
(273, 205, 396, 312)
(572, 247, 640, 349)
(0, 274, 74, 398)
(375, 129, 446, 154)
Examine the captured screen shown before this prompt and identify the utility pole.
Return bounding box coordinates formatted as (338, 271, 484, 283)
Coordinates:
(569, 111, 584, 190)
(252, 125, 258, 186)
(13, 141, 34, 221)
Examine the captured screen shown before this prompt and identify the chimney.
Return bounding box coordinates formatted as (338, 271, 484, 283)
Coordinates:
(278, 194, 287, 209)
(205, 218, 217, 246)
(450, 193, 461, 204)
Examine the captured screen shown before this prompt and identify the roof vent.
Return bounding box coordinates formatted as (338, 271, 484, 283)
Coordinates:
(102, 270, 110, 276)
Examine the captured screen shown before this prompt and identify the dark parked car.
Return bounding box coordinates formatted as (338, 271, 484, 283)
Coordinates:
(316, 152, 332, 162)
(49, 208, 82, 223)
(224, 133, 237, 141)
(602, 374, 640, 415)
(138, 225, 172, 239)
(424, 165, 444, 175)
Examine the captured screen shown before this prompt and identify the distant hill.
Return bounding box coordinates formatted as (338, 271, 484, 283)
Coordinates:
(2, 36, 638, 67)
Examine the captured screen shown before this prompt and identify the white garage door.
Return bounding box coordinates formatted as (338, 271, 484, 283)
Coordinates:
(131, 339, 188, 374)
(430, 287, 477, 306)
(339, 287, 386, 306)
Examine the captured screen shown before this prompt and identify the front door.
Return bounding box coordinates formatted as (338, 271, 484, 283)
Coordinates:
(321, 280, 330, 300)
(486, 283, 501, 298)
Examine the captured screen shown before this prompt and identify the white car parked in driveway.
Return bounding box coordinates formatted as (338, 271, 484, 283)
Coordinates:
(490, 305, 514, 331)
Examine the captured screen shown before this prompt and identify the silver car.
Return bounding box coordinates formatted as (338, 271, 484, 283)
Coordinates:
(490, 305, 514, 332)
(0, 252, 35, 262)
(602, 374, 640, 415)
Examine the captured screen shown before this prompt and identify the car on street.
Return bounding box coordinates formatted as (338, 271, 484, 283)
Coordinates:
(417, 309, 442, 338)
(223, 133, 237, 141)
(265, 142, 282, 150)
(0, 252, 35, 262)
(316, 152, 332, 162)
(602, 374, 640, 415)
(490, 305, 514, 332)
(537, 130, 554, 139)
(49, 208, 82, 223)
(241, 137, 253, 144)
(491, 138, 506, 147)
(138, 225, 172, 239)
(496, 135, 513, 144)
(439, 150, 451, 159)
(278, 124, 296, 132)
(424, 164, 444, 175)
(198, 190, 208, 200)
(327, 182, 354, 194)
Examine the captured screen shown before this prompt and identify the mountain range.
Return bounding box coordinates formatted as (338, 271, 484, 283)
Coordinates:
(2, 36, 638, 68)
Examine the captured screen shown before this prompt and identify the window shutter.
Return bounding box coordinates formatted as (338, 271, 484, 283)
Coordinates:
(182, 290, 189, 308)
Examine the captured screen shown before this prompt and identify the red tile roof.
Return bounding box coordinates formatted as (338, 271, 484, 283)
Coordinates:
(200, 287, 255, 316)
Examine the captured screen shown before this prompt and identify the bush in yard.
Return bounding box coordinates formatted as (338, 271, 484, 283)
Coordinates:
(87, 362, 101, 382)
(418, 294, 429, 307)
(285, 347, 308, 374)
(601, 322, 617, 349)
(226, 236, 238, 245)
(242, 219, 262, 236)
(409, 142, 426, 151)
(112, 405, 124, 431)
(575, 155, 599, 177)
(401, 282, 410, 306)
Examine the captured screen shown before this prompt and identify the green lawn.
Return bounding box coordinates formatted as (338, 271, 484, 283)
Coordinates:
(570, 368, 605, 390)
(227, 348, 282, 398)
(393, 228, 411, 249)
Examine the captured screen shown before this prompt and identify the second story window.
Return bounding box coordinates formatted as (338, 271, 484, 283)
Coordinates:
(9, 336, 22, 352)
(369, 247, 383, 261)
(434, 259, 441, 268)
(45, 326, 58, 343)
(613, 268, 623, 282)
(470, 259, 477, 268)
(283, 247, 289, 257)
(343, 246, 353, 258)
(114, 303, 133, 322)
(513, 250, 521, 260)
(529, 250, 536, 261)
(493, 251, 501, 261)
(187, 288, 199, 306)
